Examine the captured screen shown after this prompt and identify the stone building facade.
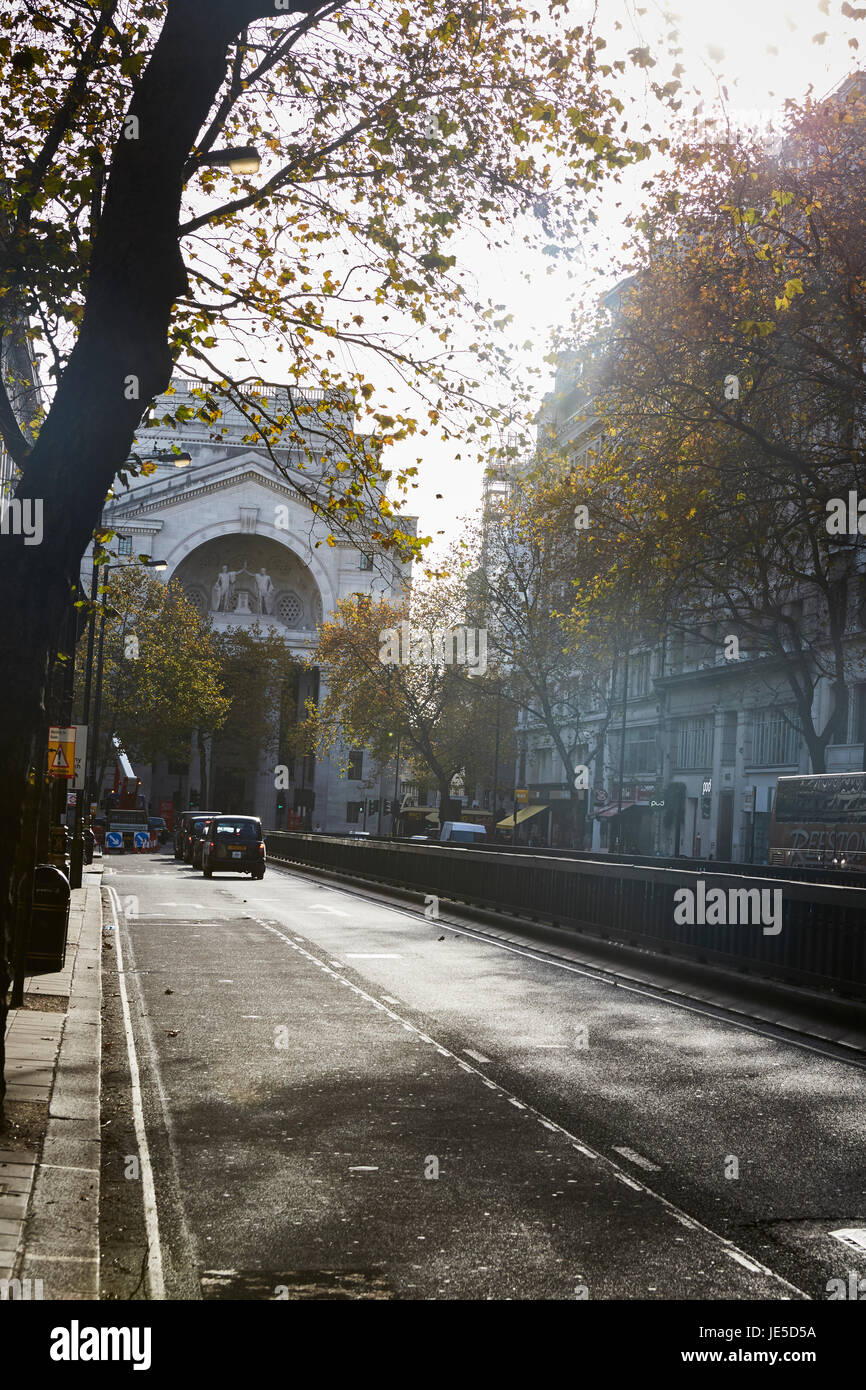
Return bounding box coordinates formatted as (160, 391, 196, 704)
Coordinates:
(81, 376, 410, 830)
(495, 350, 866, 862)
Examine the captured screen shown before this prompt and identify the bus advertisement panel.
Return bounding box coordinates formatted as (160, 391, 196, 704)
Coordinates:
(769, 772, 866, 869)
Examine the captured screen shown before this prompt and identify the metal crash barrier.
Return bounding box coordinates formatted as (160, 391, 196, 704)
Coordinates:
(265, 832, 866, 1001)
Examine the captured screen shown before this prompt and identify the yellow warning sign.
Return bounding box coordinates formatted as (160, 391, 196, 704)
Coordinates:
(48, 726, 75, 779)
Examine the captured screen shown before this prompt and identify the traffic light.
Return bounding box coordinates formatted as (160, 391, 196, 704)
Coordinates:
(276, 791, 287, 813)
(382, 799, 391, 815)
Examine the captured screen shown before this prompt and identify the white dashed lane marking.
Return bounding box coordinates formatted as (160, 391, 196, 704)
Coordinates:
(464, 1049, 491, 1063)
(613, 1146, 662, 1173)
(831, 1228, 866, 1251)
(252, 913, 809, 1300)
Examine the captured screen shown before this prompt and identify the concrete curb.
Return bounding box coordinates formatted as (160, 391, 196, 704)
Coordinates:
(16, 874, 104, 1299)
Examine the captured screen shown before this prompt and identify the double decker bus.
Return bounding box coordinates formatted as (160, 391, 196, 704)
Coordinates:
(769, 772, 866, 870)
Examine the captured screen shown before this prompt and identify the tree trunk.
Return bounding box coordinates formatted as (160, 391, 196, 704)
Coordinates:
(0, 0, 290, 1114)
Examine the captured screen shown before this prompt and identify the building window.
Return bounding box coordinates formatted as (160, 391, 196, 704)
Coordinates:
(276, 591, 304, 627)
(750, 707, 800, 767)
(608, 727, 657, 776)
(630, 651, 651, 698)
(674, 716, 712, 769)
(347, 749, 363, 780)
(117, 535, 133, 556)
(831, 684, 866, 745)
(346, 801, 362, 824)
(533, 747, 553, 783)
(721, 710, 737, 764)
(359, 554, 373, 570)
(184, 586, 208, 618)
(625, 725, 656, 774)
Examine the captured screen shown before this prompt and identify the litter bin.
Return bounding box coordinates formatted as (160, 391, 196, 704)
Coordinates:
(27, 863, 71, 975)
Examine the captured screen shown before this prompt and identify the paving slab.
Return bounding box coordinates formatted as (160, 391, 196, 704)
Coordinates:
(5, 870, 103, 1299)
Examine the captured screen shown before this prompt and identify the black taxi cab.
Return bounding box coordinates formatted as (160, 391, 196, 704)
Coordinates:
(201, 816, 266, 879)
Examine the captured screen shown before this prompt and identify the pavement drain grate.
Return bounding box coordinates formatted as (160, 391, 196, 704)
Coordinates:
(200, 1269, 393, 1300)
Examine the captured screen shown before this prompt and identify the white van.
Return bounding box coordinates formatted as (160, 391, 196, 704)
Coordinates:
(439, 822, 487, 845)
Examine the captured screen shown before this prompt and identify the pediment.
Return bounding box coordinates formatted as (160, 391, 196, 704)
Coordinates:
(110, 450, 321, 521)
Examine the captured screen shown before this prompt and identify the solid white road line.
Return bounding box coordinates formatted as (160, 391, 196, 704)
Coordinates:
(107, 885, 165, 1301)
(613, 1146, 662, 1173)
(464, 1049, 492, 1063)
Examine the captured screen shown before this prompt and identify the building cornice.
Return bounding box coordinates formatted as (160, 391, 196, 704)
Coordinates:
(104, 462, 318, 521)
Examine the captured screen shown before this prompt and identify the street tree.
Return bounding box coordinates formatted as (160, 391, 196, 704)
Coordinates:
(478, 462, 627, 841)
(0, 2, 670, 1106)
(564, 84, 866, 773)
(74, 567, 229, 791)
(211, 623, 301, 809)
(0, 0, 671, 1104)
(307, 583, 498, 818)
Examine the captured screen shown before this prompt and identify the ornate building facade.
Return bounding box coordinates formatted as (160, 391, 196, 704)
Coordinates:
(82, 376, 410, 830)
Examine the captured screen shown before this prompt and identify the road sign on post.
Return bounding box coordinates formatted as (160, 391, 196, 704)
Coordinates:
(48, 726, 76, 779)
(133, 831, 150, 851)
(515, 788, 529, 805)
(72, 726, 88, 789)
(105, 831, 123, 852)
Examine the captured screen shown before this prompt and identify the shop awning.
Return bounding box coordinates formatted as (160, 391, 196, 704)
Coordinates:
(595, 800, 639, 819)
(496, 803, 549, 829)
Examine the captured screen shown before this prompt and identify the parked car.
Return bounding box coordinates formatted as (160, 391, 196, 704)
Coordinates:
(190, 818, 213, 869)
(148, 815, 169, 845)
(202, 816, 266, 879)
(347, 829, 371, 839)
(439, 821, 487, 846)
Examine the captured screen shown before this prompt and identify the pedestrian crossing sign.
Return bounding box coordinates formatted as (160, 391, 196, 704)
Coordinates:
(48, 726, 76, 778)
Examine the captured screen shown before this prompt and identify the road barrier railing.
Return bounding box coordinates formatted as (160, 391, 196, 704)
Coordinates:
(265, 832, 866, 1000)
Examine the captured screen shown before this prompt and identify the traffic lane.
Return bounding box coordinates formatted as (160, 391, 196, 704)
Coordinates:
(235, 865, 866, 1290)
(108, 859, 801, 1299)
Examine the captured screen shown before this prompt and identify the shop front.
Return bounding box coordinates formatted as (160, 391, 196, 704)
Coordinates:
(593, 783, 659, 854)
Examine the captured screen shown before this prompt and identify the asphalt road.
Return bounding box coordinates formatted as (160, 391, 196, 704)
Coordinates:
(97, 850, 866, 1301)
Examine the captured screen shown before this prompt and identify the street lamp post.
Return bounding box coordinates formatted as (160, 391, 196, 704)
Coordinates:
(391, 736, 401, 837)
(492, 681, 501, 839)
(184, 146, 261, 178)
(614, 652, 629, 854)
(69, 558, 101, 888)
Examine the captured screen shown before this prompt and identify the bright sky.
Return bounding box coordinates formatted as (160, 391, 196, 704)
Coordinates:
(386, 0, 865, 562)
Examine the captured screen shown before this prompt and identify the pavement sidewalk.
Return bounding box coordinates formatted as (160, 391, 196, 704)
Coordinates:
(1, 862, 103, 1298)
